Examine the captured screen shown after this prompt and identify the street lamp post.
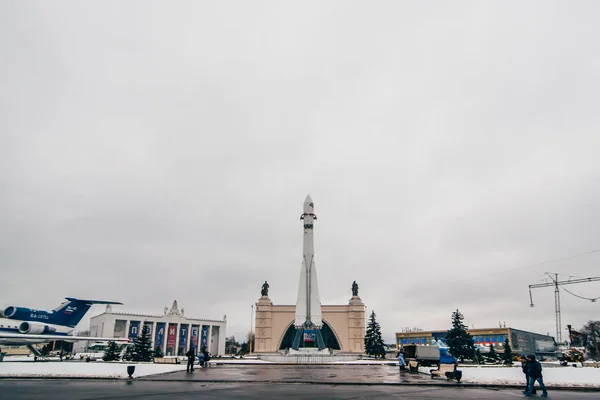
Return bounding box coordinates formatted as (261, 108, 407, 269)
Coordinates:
(249, 304, 254, 353)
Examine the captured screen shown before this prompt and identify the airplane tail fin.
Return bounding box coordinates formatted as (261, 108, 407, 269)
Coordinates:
(51, 298, 123, 328)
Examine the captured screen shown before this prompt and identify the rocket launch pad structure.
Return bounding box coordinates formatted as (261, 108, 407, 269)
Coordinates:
(292, 195, 326, 350)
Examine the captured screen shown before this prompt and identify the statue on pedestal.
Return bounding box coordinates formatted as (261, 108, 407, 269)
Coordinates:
(352, 281, 359, 297)
(261, 281, 270, 297)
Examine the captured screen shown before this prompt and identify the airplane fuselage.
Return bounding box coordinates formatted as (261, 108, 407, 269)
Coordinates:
(0, 317, 72, 345)
(0, 298, 125, 349)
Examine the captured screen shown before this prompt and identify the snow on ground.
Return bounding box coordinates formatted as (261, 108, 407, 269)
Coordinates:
(331, 360, 395, 364)
(1, 358, 599, 387)
(0, 361, 186, 378)
(211, 359, 271, 364)
(420, 365, 600, 388)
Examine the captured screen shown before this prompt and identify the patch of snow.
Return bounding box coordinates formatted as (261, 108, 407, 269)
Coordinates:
(331, 360, 394, 364)
(420, 366, 600, 388)
(0, 362, 186, 378)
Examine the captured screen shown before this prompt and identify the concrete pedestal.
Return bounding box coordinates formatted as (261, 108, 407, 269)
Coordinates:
(254, 295, 366, 353)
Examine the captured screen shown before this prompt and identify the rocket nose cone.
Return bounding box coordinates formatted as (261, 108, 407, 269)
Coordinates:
(303, 195, 314, 212)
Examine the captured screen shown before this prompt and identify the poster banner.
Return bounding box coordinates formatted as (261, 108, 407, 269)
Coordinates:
(155, 322, 166, 350)
(303, 330, 315, 342)
(179, 324, 189, 352)
(128, 321, 140, 339)
(166, 323, 177, 355)
(201, 325, 209, 351)
(191, 325, 199, 353)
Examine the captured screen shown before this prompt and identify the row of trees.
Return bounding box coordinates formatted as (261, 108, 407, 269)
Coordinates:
(363, 308, 516, 364)
(225, 333, 254, 355)
(103, 324, 164, 362)
(447, 309, 513, 364)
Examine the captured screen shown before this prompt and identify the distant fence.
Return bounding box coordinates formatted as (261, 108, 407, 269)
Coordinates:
(258, 354, 361, 364)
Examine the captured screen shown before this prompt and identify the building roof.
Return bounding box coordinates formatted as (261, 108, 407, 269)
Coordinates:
(396, 327, 554, 340)
(91, 300, 226, 323)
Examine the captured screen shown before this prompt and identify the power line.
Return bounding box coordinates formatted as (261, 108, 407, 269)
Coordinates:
(563, 287, 600, 303)
(466, 248, 600, 282)
(404, 248, 600, 294)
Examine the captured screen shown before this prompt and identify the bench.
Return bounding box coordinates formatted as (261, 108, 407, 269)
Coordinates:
(430, 363, 462, 382)
(408, 360, 419, 373)
(154, 357, 181, 364)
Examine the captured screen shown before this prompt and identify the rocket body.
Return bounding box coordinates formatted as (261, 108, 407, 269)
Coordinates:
(295, 195, 322, 328)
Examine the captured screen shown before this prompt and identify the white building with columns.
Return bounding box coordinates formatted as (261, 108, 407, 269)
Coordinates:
(88, 300, 226, 356)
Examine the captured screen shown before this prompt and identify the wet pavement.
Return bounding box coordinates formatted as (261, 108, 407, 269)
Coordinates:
(0, 380, 598, 399)
(144, 364, 456, 385)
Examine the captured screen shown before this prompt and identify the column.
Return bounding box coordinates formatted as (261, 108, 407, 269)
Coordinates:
(348, 297, 365, 353)
(186, 324, 192, 352)
(174, 323, 180, 356)
(255, 296, 273, 352)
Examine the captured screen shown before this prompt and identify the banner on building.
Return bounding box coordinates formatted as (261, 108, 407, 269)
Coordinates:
(303, 330, 315, 342)
(191, 325, 199, 352)
(155, 322, 166, 349)
(167, 323, 177, 351)
(129, 321, 140, 339)
(179, 324, 189, 351)
(201, 325, 209, 351)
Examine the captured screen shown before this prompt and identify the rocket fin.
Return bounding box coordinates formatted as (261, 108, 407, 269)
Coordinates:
(295, 258, 308, 327)
(309, 257, 322, 327)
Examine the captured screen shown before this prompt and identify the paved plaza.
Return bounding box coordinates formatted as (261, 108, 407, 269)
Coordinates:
(144, 364, 443, 385)
(0, 380, 598, 399)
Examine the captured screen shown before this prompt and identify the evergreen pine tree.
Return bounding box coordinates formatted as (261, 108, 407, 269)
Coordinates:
(446, 309, 475, 362)
(487, 343, 498, 363)
(153, 346, 164, 358)
(502, 341, 514, 365)
(474, 348, 484, 364)
(364, 311, 386, 358)
(102, 341, 121, 362)
(131, 324, 154, 362)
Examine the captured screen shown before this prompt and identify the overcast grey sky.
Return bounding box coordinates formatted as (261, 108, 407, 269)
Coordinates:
(1, 1, 600, 344)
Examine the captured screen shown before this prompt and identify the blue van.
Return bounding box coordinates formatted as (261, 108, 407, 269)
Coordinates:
(439, 347, 458, 364)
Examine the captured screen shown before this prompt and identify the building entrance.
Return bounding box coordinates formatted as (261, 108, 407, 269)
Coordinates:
(278, 321, 341, 350)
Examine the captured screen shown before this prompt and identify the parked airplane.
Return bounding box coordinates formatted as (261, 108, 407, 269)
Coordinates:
(0, 297, 129, 356)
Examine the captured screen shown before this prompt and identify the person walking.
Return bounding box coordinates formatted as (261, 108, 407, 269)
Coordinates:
(186, 348, 196, 373)
(524, 355, 547, 397)
(520, 356, 536, 395)
(398, 350, 406, 372)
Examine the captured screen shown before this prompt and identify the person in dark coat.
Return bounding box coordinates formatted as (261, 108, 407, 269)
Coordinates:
(186, 348, 196, 372)
(524, 355, 547, 397)
(520, 356, 536, 394)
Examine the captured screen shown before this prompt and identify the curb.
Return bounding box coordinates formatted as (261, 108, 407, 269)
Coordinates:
(1, 376, 599, 391)
(136, 379, 600, 391)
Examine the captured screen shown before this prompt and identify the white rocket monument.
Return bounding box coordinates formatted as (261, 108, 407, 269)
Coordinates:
(292, 195, 325, 350)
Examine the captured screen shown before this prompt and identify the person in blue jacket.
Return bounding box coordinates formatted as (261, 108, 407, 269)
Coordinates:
(397, 350, 406, 372)
(524, 355, 548, 397)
